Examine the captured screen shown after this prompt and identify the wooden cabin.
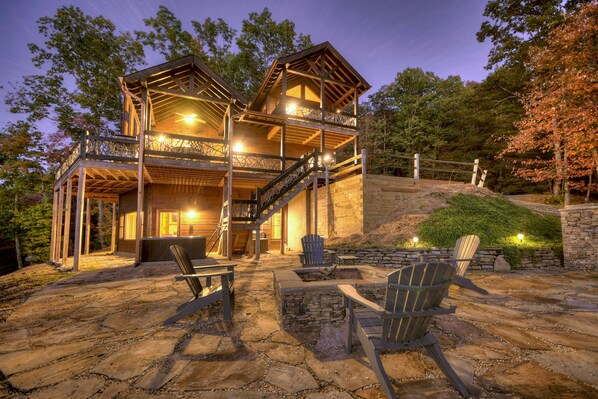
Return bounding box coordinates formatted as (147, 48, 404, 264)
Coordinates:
(49, 42, 371, 269)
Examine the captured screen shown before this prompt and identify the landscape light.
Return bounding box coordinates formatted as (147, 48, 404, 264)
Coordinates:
(517, 233, 524, 244)
(158, 135, 166, 143)
(323, 154, 331, 162)
(413, 236, 419, 247)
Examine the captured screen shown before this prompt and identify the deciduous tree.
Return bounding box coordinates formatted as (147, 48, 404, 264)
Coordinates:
(502, 2, 598, 204)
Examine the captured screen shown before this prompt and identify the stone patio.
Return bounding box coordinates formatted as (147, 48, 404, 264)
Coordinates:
(0, 252, 597, 398)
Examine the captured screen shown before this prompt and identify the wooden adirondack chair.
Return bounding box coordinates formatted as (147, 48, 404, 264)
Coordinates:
(165, 245, 236, 324)
(420, 235, 487, 295)
(299, 234, 336, 267)
(338, 262, 470, 399)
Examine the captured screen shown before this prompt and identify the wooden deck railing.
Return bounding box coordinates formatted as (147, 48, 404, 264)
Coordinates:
(274, 102, 357, 128)
(55, 131, 302, 181)
(364, 151, 488, 187)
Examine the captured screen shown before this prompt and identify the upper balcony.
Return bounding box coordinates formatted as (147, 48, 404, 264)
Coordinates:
(273, 101, 357, 129)
(55, 130, 300, 183)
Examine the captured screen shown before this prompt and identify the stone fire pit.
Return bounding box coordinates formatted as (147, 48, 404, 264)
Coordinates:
(273, 266, 388, 331)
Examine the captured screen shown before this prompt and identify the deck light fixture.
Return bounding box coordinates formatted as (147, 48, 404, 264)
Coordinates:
(187, 210, 197, 218)
(233, 143, 244, 152)
(413, 236, 419, 247)
(158, 135, 166, 143)
(517, 233, 524, 244)
(175, 112, 206, 124)
(286, 102, 297, 114)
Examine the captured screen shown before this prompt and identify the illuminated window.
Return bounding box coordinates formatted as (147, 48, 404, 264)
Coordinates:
(159, 210, 179, 237)
(124, 212, 137, 240)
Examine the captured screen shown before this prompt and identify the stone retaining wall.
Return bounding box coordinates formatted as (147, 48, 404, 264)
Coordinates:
(330, 247, 562, 269)
(559, 203, 598, 271)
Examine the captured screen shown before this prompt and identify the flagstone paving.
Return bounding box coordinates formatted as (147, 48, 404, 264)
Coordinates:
(0, 251, 597, 398)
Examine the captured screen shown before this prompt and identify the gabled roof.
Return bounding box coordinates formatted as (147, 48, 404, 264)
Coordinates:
(250, 42, 371, 111)
(122, 56, 247, 129)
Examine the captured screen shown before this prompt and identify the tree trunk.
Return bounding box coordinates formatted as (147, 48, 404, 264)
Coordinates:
(563, 144, 570, 206)
(586, 174, 592, 203)
(15, 236, 23, 269)
(13, 193, 23, 269)
(98, 200, 104, 248)
(553, 141, 562, 196)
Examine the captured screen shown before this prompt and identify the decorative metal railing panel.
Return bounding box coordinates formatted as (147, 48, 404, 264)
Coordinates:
(280, 103, 357, 128)
(86, 135, 139, 160)
(323, 110, 356, 127)
(56, 145, 81, 180)
(233, 153, 282, 172)
(230, 200, 258, 221)
(287, 104, 323, 122)
(145, 131, 228, 162)
(257, 150, 319, 212)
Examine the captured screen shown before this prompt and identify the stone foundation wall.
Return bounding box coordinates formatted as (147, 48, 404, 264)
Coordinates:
(331, 247, 562, 269)
(559, 203, 598, 271)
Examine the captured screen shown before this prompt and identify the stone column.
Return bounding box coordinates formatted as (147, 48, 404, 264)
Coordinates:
(559, 203, 598, 271)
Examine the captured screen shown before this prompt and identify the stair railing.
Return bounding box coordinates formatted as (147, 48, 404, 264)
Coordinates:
(256, 149, 320, 215)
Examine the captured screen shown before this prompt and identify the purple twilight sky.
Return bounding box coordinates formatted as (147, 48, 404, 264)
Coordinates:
(0, 0, 493, 129)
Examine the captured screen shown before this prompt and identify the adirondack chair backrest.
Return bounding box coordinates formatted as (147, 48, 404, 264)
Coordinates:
(452, 235, 480, 276)
(301, 234, 325, 265)
(382, 262, 455, 344)
(170, 245, 202, 297)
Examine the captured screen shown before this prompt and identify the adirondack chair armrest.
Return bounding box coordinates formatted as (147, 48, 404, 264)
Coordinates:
(175, 270, 234, 281)
(338, 284, 385, 314)
(298, 253, 305, 263)
(419, 253, 452, 262)
(193, 263, 237, 271)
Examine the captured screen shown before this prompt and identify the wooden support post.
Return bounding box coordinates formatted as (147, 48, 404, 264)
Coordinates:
(73, 167, 86, 271)
(50, 189, 59, 262)
(313, 176, 318, 236)
(354, 87, 359, 164)
(254, 226, 261, 261)
(321, 129, 326, 152)
(280, 125, 286, 170)
(55, 185, 64, 263)
(478, 170, 488, 188)
(226, 102, 234, 260)
(280, 206, 286, 255)
(62, 178, 73, 266)
(84, 198, 91, 256)
(361, 149, 367, 175)
(471, 159, 480, 185)
(306, 186, 311, 235)
(414, 153, 420, 180)
(320, 54, 326, 125)
(134, 85, 148, 266)
(111, 202, 117, 253)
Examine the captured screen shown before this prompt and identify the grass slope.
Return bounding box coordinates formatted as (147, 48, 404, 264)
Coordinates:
(418, 194, 562, 266)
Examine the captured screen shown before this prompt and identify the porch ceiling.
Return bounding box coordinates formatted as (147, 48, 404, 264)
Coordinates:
(267, 124, 356, 150)
(145, 165, 227, 187)
(123, 56, 246, 131)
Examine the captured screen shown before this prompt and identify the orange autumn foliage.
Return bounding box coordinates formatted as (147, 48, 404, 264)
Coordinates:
(503, 2, 598, 192)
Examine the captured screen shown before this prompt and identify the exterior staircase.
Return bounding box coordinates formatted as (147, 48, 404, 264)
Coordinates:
(218, 149, 322, 256)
